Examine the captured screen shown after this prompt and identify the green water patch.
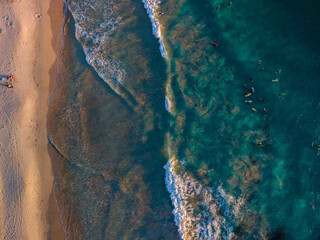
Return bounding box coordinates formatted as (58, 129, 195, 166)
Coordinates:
(212, 0, 320, 238)
(159, 0, 320, 238)
(160, 0, 270, 192)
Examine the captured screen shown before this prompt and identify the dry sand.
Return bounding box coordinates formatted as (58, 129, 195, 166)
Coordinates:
(0, 0, 64, 239)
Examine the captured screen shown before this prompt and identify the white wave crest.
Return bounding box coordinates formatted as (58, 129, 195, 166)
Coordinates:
(165, 158, 245, 240)
(67, 1, 136, 106)
(141, 0, 167, 58)
(165, 96, 172, 113)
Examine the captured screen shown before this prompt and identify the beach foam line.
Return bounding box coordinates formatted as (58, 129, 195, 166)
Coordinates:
(141, 0, 167, 58)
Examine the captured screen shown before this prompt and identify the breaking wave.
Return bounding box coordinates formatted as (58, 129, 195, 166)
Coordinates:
(139, 1, 245, 239)
(164, 158, 245, 240)
(67, 0, 137, 107)
(165, 96, 173, 113)
(141, 0, 167, 58)
(140, 0, 176, 114)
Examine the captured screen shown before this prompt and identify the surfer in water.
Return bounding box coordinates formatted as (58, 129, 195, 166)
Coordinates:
(227, 2, 232, 7)
(211, 41, 218, 47)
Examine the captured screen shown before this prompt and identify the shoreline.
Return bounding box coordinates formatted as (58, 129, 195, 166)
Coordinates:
(46, 0, 66, 238)
(0, 0, 64, 239)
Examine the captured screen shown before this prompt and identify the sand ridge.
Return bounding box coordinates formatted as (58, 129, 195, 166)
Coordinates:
(0, 0, 61, 239)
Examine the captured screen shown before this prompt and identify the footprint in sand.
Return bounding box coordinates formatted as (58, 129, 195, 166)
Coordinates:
(6, 21, 13, 27)
(3, 15, 13, 27)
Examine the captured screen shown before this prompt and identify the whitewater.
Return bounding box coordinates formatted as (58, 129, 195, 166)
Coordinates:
(66, 0, 137, 107)
(141, 0, 246, 239)
(141, 0, 167, 58)
(65, 0, 245, 238)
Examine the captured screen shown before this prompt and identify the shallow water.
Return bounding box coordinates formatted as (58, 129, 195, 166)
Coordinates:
(48, 6, 178, 239)
(48, 0, 320, 239)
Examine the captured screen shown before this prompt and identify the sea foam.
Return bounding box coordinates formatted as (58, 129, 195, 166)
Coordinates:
(164, 158, 244, 240)
(67, 0, 136, 107)
(141, 0, 167, 58)
(139, 2, 242, 239)
(140, 0, 174, 113)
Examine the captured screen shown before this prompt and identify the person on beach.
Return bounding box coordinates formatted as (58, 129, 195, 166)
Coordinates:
(258, 142, 262, 147)
(258, 60, 262, 64)
(227, 2, 232, 7)
(250, 87, 255, 93)
(245, 100, 252, 104)
(245, 93, 252, 97)
(5, 75, 14, 88)
(251, 108, 257, 112)
(272, 78, 279, 82)
(260, 68, 264, 72)
(276, 69, 282, 74)
(216, 5, 220, 11)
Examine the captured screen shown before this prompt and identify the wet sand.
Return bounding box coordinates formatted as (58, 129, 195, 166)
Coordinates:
(0, 0, 64, 239)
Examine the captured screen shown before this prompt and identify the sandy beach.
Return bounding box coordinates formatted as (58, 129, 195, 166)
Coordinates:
(0, 0, 63, 239)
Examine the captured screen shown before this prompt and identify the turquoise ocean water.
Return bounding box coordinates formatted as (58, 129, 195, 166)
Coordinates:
(48, 0, 320, 239)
